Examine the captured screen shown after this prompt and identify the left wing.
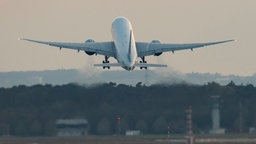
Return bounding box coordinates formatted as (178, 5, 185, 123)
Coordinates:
(136, 40, 234, 57)
(21, 38, 116, 57)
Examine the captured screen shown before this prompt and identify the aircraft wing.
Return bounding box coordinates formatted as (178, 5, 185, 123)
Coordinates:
(21, 38, 115, 57)
(136, 40, 234, 57)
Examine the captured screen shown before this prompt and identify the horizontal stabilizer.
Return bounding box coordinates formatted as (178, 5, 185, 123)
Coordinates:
(94, 63, 123, 67)
(135, 63, 167, 67)
(94, 63, 167, 68)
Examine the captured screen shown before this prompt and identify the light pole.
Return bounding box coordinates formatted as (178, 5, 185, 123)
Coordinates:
(167, 126, 170, 144)
(117, 117, 121, 135)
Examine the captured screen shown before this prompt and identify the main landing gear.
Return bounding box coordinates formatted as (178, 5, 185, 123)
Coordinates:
(102, 56, 110, 69)
(140, 56, 147, 69)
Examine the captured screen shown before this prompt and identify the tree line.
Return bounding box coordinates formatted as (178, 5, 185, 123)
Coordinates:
(0, 81, 255, 136)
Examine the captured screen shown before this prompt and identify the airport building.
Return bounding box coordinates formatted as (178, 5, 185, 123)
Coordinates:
(125, 130, 141, 136)
(56, 119, 88, 136)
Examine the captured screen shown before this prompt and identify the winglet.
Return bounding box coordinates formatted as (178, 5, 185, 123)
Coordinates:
(18, 38, 52, 45)
(19, 38, 30, 41)
(225, 39, 237, 43)
(220, 39, 236, 43)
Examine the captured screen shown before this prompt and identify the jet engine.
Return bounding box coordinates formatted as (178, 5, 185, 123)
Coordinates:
(151, 40, 162, 56)
(84, 39, 95, 55)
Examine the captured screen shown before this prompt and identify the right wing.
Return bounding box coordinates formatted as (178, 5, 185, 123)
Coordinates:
(136, 40, 234, 57)
(21, 38, 116, 57)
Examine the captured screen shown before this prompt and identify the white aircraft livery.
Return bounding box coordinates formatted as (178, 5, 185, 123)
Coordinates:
(22, 17, 234, 71)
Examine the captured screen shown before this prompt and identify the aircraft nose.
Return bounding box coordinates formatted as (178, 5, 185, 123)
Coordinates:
(127, 66, 135, 71)
(124, 62, 134, 71)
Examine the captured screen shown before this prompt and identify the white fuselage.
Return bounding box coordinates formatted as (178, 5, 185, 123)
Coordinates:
(111, 17, 137, 71)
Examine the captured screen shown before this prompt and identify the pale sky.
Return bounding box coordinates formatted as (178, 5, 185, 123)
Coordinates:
(0, 0, 255, 76)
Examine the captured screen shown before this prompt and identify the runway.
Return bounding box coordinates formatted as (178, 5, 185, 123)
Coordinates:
(1, 136, 256, 144)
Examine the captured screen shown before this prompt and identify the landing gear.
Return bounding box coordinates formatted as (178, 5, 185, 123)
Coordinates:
(102, 56, 110, 69)
(140, 56, 147, 69)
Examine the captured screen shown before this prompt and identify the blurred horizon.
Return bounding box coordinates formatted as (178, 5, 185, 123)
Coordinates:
(1, 68, 256, 88)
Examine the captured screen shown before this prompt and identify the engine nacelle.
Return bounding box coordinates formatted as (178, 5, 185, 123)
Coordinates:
(151, 40, 161, 44)
(85, 39, 95, 43)
(84, 39, 96, 55)
(154, 52, 162, 56)
(85, 51, 95, 55)
(151, 40, 162, 56)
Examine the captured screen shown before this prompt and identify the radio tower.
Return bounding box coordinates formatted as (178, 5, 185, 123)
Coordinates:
(186, 105, 194, 144)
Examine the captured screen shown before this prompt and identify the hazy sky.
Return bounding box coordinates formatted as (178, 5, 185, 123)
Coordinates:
(1, 0, 255, 76)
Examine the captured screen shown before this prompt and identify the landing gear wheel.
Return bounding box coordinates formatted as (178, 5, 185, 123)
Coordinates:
(140, 56, 148, 69)
(102, 56, 110, 69)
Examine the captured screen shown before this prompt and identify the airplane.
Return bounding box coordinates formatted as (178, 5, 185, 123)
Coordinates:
(21, 16, 234, 71)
